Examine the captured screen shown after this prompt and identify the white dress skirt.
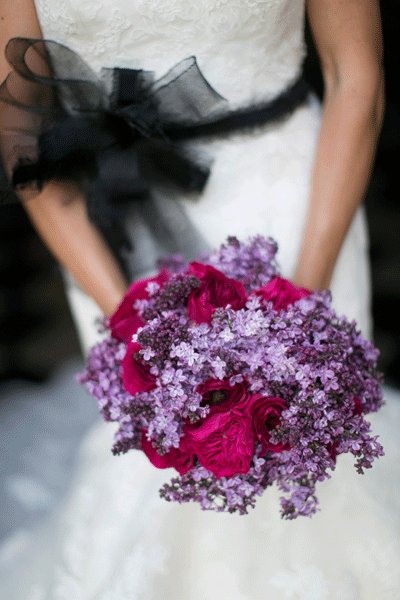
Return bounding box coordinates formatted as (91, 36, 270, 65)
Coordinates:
(1, 0, 400, 598)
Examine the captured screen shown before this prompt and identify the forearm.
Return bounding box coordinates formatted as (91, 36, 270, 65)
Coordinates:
(23, 183, 129, 316)
(1, 3, 128, 314)
(293, 73, 384, 290)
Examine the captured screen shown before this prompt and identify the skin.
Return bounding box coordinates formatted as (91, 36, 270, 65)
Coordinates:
(294, 0, 384, 289)
(0, 0, 384, 314)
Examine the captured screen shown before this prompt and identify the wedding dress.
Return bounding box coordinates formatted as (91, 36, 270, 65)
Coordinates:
(1, 0, 400, 598)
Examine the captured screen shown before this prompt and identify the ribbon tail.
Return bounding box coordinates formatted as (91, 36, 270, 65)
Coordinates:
(138, 138, 212, 192)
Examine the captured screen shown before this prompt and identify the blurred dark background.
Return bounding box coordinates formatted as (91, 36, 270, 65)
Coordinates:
(0, 2, 399, 387)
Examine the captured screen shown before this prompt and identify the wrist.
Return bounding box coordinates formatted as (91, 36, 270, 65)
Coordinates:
(292, 269, 332, 292)
(99, 282, 129, 317)
(292, 251, 335, 291)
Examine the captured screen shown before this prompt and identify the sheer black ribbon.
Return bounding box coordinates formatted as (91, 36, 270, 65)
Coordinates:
(0, 37, 309, 227)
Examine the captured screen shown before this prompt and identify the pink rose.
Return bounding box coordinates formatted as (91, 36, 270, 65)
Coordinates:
(185, 404, 254, 478)
(122, 342, 156, 395)
(109, 270, 169, 342)
(254, 276, 310, 311)
(141, 428, 194, 475)
(187, 262, 247, 324)
(244, 394, 289, 454)
(197, 378, 248, 412)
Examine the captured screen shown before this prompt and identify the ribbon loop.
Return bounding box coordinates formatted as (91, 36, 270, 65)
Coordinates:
(0, 37, 309, 232)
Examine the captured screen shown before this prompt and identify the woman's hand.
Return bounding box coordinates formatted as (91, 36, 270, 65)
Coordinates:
(294, 0, 384, 291)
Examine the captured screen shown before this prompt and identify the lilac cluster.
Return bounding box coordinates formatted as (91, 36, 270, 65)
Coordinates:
(75, 329, 126, 423)
(206, 235, 279, 291)
(76, 334, 148, 454)
(77, 236, 384, 518)
(159, 452, 270, 515)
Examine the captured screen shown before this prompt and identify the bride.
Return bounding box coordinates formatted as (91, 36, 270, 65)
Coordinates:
(1, 1, 400, 598)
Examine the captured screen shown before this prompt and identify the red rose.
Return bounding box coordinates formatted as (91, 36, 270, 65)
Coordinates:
(109, 270, 169, 342)
(185, 404, 254, 478)
(197, 378, 248, 412)
(122, 342, 156, 395)
(141, 428, 194, 475)
(187, 262, 247, 324)
(244, 394, 289, 453)
(254, 276, 310, 311)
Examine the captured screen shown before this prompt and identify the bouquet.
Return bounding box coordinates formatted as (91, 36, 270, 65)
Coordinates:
(77, 236, 384, 518)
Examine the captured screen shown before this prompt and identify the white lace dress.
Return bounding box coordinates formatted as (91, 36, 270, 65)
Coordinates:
(2, 0, 400, 598)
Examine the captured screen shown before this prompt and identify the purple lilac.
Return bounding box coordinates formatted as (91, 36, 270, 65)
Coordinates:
(206, 235, 279, 291)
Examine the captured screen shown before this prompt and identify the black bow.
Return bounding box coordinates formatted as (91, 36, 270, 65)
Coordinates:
(0, 38, 228, 226)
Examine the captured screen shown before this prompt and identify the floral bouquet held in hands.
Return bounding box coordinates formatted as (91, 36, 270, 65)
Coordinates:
(77, 236, 384, 519)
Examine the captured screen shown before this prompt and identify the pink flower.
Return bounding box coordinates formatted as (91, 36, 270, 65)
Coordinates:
(109, 270, 169, 342)
(185, 401, 254, 478)
(254, 276, 310, 311)
(141, 428, 194, 475)
(197, 378, 248, 412)
(122, 342, 156, 395)
(187, 262, 247, 324)
(244, 394, 289, 453)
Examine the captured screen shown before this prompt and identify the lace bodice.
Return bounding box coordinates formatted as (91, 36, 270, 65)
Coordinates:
(34, 0, 306, 108)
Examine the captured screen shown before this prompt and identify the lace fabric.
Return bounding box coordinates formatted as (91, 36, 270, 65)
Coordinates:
(2, 393, 400, 599)
(34, 0, 306, 108)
